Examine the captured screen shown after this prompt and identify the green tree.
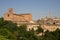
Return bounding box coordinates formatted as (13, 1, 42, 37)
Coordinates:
(27, 29, 38, 40)
(53, 28, 60, 40)
(43, 30, 58, 40)
(0, 28, 17, 40)
(0, 17, 17, 40)
(0, 35, 9, 40)
(36, 26, 43, 33)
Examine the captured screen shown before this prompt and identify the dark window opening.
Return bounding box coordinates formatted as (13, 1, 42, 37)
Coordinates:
(53, 22, 55, 25)
(8, 14, 9, 17)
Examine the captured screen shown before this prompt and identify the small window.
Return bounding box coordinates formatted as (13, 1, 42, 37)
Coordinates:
(53, 22, 55, 25)
(8, 14, 9, 17)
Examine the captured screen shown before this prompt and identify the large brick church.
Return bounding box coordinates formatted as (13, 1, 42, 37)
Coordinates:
(4, 8, 32, 24)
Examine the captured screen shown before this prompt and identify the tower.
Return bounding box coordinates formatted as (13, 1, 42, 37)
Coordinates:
(48, 9, 51, 18)
(8, 8, 13, 14)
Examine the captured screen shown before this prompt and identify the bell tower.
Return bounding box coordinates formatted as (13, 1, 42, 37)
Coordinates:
(48, 9, 51, 18)
(8, 8, 13, 14)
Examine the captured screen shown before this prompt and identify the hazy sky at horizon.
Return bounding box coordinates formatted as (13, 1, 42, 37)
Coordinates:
(0, 0, 60, 20)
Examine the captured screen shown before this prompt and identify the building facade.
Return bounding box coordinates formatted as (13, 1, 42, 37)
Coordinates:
(37, 16, 60, 32)
(4, 8, 32, 24)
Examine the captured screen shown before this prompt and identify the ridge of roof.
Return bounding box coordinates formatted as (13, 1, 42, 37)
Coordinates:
(13, 13, 31, 15)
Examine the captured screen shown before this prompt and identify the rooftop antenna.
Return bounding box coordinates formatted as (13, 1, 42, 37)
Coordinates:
(48, 9, 51, 18)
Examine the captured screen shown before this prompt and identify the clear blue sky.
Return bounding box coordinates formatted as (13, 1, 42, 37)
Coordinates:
(0, 0, 60, 20)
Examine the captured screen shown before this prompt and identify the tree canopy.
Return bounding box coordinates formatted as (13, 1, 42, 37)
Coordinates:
(0, 17, 60, 40)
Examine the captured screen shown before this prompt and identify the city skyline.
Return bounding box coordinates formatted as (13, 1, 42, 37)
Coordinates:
(0, 0, 60, 20)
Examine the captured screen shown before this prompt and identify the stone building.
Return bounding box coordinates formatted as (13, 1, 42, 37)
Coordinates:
(4, 8, 32, 24)
(37, 16, 60, 32)
(4, 8, 39, 31)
